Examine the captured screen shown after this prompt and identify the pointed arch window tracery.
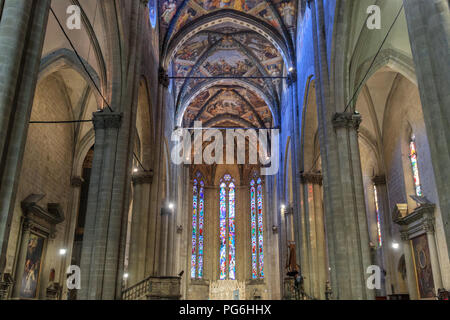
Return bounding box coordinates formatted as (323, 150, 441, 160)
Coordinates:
(250, 176, 264, 279)
(219, 174, 236, 280)
(409, 134, 423, 197)
(191, 172, 205, 279)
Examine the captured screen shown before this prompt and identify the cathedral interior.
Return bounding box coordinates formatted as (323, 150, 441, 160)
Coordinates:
(0, 0, 449, 301)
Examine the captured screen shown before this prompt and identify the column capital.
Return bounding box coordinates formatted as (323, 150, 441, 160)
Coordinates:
(299, 171, 323, 185)
(423, 217, 435, 234)
(22, 218, 31, 232)
(400, 231, 410, 242)
(285, 205, 294, 215)
(332, 112, 362, 130)
(132, 171, 154, 185)
(159, 67, 169, 88)
(287, 71, 297, 87)
(71, 176, 84, 188)
(92, 111, 123, 130)
(372, 175, 386, 186)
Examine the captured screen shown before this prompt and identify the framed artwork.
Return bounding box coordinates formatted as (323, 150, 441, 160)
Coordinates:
(20, 233, 45, 299)
(411, 234, 435, 299)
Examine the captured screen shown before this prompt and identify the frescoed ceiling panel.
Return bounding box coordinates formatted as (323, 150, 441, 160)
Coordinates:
(161, 1, 297, 129)
(182, 85, 273, 129)
(171, 22, 284, 105)
(159, 1, 297, 43)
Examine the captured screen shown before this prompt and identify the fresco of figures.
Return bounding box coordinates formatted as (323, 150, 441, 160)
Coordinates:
(203, 51, 253, 77)
(171, 22, 283, 101)
(172, 29, 283, 79)
(172, 33, 211, 91)
(182, 86, 273, 129)
(160, 0, 297, 39)
(273, 0, 296, 27)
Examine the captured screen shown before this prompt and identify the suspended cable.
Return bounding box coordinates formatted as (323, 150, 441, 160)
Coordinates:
(29, 120, 92, 124)
(133, 152, 150, 172)
(181, 127, 280, 130)
(169, 76, 288, 80)
(49, 6, 114, 113)
(309, 153, 321, 173)
(343, 4, 404, 113)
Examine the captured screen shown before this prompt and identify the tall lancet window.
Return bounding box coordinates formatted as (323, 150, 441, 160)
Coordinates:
(373, 185, 382, 247)
(250, 177, 264, 279)
(409, 135, 423, 197)
(191, 173, 205, 279)
(219, 174, 236, 280)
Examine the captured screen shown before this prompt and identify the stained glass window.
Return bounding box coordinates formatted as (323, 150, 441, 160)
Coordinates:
(373, 185, 382, 247)
(191, 173, 205, 279)
(219, 182, 227, 280)
(191, 179, 198, 279)
(219, 175, 236, 280)
(198, 181, 205, 278)
(257, 178, 264, 278)
(250, 180, 257, 278)
(250, 177, 264, 279)
(148, 0, 157, 28)
(228, 182, 236, 280)
(409, 135, 423, 197)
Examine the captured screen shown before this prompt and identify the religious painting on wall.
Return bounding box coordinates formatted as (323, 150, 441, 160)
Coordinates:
(20, 233, 45, 299)
(411, 234, 435, 299)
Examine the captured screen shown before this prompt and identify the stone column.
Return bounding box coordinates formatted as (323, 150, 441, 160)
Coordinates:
(372, 176, 389, 296)
(307, 181, 318, 298)
(297, 179, 311, 296)
(147, 67, 170, 277)
(423, 217, 444, 294)
(166, 166, 178, 276)
(327, 112, 374, 300)
(300, 172, 327, 299)
(0, 0, 50, 276)
(403, 0, 450, 259)
(287, 73, 303, 271)
(159, 206, 171, 276)
(313, 179, 327, 300)
(78, 111, 123, 300)
(0, 0, 34, 148)
(128, 171, 153, 286)
(309, 0, 342, 298)
(400, 231, 418, 300)
(12, 219, 31, 298)
(59, 176, 84, 300)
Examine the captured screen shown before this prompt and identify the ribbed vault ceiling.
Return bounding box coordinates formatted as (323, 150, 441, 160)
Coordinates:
(159, 0, 298, 128)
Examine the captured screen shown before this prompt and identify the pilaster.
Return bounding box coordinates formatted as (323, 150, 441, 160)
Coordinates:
(128, 171, 154, 286)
